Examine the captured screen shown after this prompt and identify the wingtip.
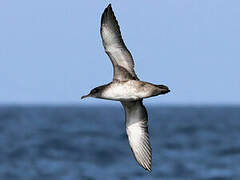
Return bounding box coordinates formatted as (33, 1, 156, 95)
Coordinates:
(147, 168, 152, 172)
(106, 4, 113, 14)
(104, 3, 112, 12)
(101, 4, 114, 25)
(144, 163, 152, 172)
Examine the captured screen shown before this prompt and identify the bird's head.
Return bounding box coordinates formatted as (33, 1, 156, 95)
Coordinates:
(81, 85, 106, 99)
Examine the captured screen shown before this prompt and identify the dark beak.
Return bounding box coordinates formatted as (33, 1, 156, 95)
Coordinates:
(81, 94, 91, 99)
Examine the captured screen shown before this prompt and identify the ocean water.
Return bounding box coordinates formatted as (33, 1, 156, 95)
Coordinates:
(0, 105, 239, 180)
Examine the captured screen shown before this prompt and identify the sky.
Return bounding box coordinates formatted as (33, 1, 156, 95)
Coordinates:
(0, 1, 239, 105)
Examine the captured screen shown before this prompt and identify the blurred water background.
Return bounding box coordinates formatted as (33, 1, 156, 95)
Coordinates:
(0, 105, 239, 180)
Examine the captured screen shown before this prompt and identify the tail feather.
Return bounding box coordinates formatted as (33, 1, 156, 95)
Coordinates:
(156, 84, 170, 94)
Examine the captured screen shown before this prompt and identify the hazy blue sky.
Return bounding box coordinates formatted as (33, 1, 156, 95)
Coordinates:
(0, 1, 239, 105)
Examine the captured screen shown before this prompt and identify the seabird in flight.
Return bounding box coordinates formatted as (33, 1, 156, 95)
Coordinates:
(82, 4, 170, 172)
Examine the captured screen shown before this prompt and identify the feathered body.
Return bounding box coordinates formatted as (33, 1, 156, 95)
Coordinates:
(82, 4, 170, 172)
(98, 80, 169, 101)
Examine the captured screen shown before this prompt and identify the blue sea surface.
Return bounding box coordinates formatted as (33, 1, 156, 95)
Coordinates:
(0, 105, 239, 180)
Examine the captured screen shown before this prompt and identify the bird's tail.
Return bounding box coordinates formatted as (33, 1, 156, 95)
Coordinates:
(156, 84, 170, 94)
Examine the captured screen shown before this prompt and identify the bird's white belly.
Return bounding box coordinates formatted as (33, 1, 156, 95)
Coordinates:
(101, 81, 148, 101)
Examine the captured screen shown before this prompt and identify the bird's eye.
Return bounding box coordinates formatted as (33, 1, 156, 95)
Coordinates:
(92, 89, 98, 94)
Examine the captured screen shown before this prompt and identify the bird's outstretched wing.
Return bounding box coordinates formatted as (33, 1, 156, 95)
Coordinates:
(101, 4, 139, 81)
(121, 100, 152, 172)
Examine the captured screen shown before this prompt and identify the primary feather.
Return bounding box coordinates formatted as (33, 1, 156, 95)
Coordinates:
(101, 4, 138, 81)
(121, 100, 152, 171)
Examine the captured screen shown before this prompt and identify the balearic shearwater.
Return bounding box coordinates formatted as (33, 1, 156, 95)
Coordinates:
(82, 4, 170, 171)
